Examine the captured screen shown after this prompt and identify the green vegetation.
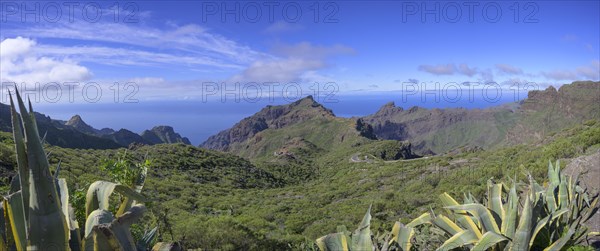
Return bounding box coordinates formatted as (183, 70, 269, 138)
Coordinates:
(1, 117, 598, 249)
(0, 84, 598, 249)
(0, 92, 175, 250)
(317, 161, 599, 250)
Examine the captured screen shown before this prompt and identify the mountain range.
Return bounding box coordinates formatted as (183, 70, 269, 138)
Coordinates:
(1, 81, 598, 155)
(0, 104, 191, 149)
(201, 81, 600, 156)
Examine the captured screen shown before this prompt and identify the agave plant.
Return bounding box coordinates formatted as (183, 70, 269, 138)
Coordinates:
(0, 91, 162, 250)
(431, 160, 598, 250)
(315, 206, 431, 251)
(316, 160, 599, 251)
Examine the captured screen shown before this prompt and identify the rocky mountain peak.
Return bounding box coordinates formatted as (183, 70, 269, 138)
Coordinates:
(374, 101, 403, 117)
(141, 125, 191, 145)
(65, 114, 99, 135)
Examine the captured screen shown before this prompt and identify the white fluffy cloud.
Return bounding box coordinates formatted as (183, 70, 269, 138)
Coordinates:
(1, 37, 91, 84)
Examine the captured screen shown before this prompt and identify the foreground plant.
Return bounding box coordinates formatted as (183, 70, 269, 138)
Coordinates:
(316, 161, 599, 251)
(433, 161, 598, 250)
(0, 91, 169, 250)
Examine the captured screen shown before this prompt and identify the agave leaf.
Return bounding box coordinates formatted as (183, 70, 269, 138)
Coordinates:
(85, 181, 147, 217)
(471, 231, 508, 251)
(406, 212, 431, 228)
(501, 184, 518, 240)
(0, 199, 5, 244)
(509, 195, 532, 251)
(9, 95, 29, 223)
(445, 204, 501, 234)
(13, 91, 69, 250)
(390, 221, 414, 251)
(92, 225, 124, 251)
(487, 181, 505, 222)
(431, 214, 463, 236)
(137, 227, 158, 251)
(4, 192, 26, 251)
(0, 237, 6, 251)
(316, 233, 349, 251)
(546, 183, 557, 212)
(9, 175, 21, 195)
(83, 209, 114, 251)
(56, 179, 81, 251)
(543, 219, 578, 251)
(558, 179, 569, 210)
(529, 209, 569, 248)
(436, 229, 477, 251)
(351, 206, 373, 251)
(439, 193, 482, 239)
(110, 205, 146, 250)
(151, 242, 183, 251)
(548, 160, 560, 187)
(582, 196, 599, 223)
(85, 205, 146, 251)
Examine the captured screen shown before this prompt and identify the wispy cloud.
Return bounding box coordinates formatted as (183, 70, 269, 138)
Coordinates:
(418, 64, 456, 75)
(263, 21, 303, 34)
(495, 64, 523, 75)
(418, 63, 479, 77)
(541, 60, 600, 81)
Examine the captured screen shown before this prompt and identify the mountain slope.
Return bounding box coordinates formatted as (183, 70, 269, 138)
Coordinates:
(200, 95, 335, 151)
(363, 103, 513, 154)
(0, 103, 122, 149)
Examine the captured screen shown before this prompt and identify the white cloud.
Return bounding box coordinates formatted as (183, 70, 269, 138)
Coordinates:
(0, 37, 91, 84)
(2, 20, 267, 70)
(230, 42, 354, 83)
(263, 21, 303, 34)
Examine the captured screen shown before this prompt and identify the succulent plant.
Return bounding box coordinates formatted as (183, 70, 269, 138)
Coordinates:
(315, 161, 599, 251)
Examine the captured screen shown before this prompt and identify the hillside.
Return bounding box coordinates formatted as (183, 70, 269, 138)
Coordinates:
(2, 117, 598, 250)
(362, 81, 600, 154)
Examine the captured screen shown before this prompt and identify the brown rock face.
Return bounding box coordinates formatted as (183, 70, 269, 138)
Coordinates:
(563, 150, 600, 247)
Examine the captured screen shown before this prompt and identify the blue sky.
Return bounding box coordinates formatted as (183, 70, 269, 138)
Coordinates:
(1, 1, 598, 103)
(0, 1, 599, 144)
